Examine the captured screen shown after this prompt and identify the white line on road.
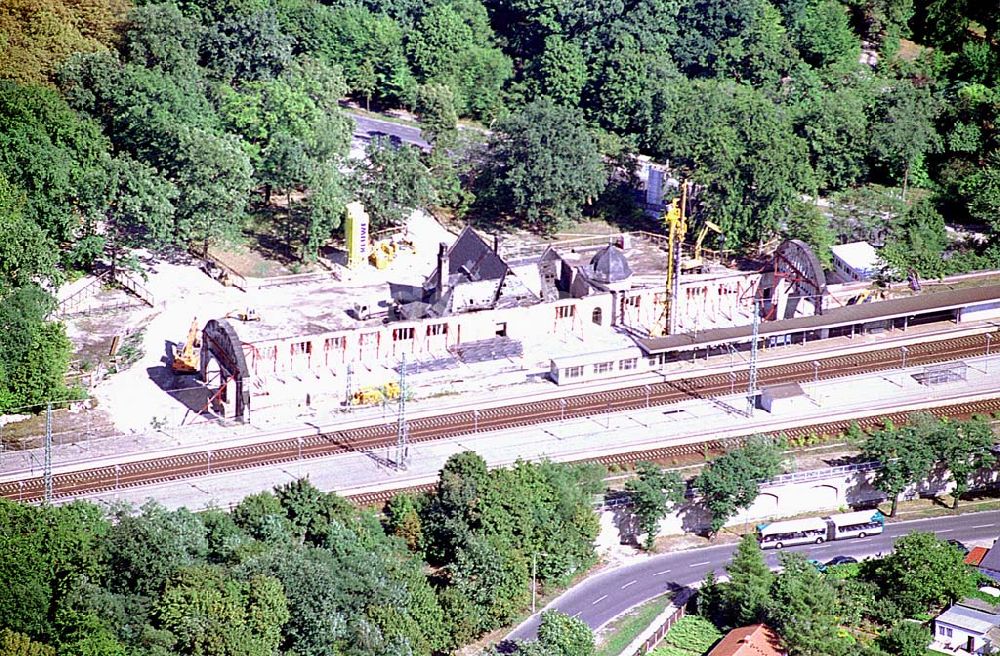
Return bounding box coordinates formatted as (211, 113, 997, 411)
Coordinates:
(690, 561, 710, 567)
(654, 570, 671, 576)
(973, 524, 994, 529)
(572, 612, 581, 619)
(856, 538, 871, 543)
(621, 580, 637, 590)
(592, 595, 608, 605)
(936, 529, 954, 534)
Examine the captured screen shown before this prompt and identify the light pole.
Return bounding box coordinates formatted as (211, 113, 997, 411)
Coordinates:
(987, 333, 993, 373)
(114, 463, 120, 491)
(473, 409, 480, 432)
(560, 399, 567, 421)
(297, 436, 303, 460)
(812, 361, 820, 405)
(730, 371, 737, 395)
(900, 346, 908, 371)
(207, 450, 212, 475)
(644, 385, 651, 409)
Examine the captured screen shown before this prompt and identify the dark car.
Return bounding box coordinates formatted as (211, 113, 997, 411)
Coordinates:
(825, 556, 858, 566)
(946, 539, 969, 555)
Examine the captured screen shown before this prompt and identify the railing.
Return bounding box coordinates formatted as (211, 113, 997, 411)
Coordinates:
(619, 589, 694, 656)
(56, 269, 154, 318)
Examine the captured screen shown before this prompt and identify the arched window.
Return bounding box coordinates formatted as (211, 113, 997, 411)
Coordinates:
(592, 308, 603, 325)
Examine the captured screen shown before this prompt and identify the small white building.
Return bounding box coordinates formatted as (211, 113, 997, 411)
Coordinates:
(933, 599, 1000, 654)
(830, 241, 880, 282)
(759, 382, 807, 414)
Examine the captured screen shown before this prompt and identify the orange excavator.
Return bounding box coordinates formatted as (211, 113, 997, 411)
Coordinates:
(172, 318, 201, 374)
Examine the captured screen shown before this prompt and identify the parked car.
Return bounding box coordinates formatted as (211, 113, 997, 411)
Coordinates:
(825, 556, 858, 566)
(807, 559, 827, 573)
(946, 539, 969, 555)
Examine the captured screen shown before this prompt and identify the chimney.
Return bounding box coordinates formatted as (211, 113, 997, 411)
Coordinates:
(437, 242, 449, 300)
(493, 234, 500, 255)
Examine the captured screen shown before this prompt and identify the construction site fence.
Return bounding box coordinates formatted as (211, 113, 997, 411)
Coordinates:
(619, 588, 695, 656)
(204, 253, 336, 291)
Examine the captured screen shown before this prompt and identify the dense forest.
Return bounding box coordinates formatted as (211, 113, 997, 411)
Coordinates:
(0, 452, 605, 655)
(2, 0, 1000, 408)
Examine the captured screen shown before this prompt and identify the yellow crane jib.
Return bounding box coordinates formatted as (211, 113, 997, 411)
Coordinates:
(690, 220, 724, 267)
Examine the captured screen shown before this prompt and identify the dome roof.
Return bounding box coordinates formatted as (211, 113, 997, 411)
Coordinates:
(589, 245, 632, 284)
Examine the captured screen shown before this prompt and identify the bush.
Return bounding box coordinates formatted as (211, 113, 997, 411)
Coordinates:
(659, 616, 722, 654)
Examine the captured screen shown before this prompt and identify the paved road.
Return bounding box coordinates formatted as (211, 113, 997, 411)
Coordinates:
(347, 112, 429, 150)
(507, 510, 1000, 642)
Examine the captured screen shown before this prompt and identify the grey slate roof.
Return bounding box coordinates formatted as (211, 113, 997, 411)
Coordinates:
(937, 603, 1000, 635)
(588, 245, 633, 284)
(979, 539, 1000, 577)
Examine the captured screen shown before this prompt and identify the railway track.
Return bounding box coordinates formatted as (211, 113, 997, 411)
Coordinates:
(1, 332, 996, 505)
(348, 396, 1000, 507)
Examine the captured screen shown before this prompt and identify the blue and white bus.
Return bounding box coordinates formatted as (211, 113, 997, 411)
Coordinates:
(757, 510, 885, 549)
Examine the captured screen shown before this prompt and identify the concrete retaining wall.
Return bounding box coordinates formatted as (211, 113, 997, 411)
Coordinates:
(599, 464, 1000, 549)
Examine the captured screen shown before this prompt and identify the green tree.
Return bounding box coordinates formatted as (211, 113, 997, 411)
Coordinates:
(879, 199, 949, 278)
(862, 531, 977, 616)
(0, 173, 58, 292)
(0, 628, 55, 656)
(201, 8, 293, 84)
(96, 154, 177, 275)
(0, 285, 73, 411)
(232, 491, 294, 544)
(415, 82, 459, 147)
(695, 436, 785, 535)
(869, 80, 941, 198)
(934, 415, 997, 509)
(157, 566, 289, 656)
(536, 610, 595, 656)
(725, 534, 774, 626)
(653, 79, 815, 248)
(792, 0, 860, 72)
(768, 553, 848, 656)
(860, 419, 936, 516)
(963, 151, 1000, 236)
(102, 502, 209, 597)
(384, 493, 425, 552)
(797, 86, 871, 192)
(877, 621, 930, 656)
(625, 462, 685, 550)
(447, 534, 529, 635)
(171, 128, 253, 257)
(479, 97, 607, 231)
(0, 80, 109, 246)
(352, 137, 433, 229)
(535, 35, 587, 107)
(423, 451, 490, 563)
(784, 200, 834, 269)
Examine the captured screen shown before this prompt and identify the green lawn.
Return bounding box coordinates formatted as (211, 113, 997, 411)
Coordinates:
(650, 616, 723, 656)
(596, 595, 673, 656)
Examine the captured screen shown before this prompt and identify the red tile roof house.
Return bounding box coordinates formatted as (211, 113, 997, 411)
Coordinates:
(706, 624, 786, 656)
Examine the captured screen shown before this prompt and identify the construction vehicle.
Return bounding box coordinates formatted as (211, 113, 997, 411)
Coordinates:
(369, 240, 397, 270)
(225, 308, 261, 322)
(351, 381, 401, 406)
(172, 318, 201, 374)
(684, 220, 724, 271)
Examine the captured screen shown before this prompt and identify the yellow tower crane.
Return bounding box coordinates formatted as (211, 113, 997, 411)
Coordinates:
(653, 183, 689, 337)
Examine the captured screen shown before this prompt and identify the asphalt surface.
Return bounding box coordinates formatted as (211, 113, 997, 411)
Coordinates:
(507, 509, 1000, 642)
(348, 111, 429, 150)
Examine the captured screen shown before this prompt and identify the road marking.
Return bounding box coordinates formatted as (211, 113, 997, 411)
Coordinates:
(690, 561, 710, 567)
(936, 529, 954, 534)
(592, 595, 608, 605)
(621, 580, 637, 589)
(973, 524, 994, 529)
(572, 612, 581, 619)
(654, 569, 671, 576)
(856, 538, 871, 543)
